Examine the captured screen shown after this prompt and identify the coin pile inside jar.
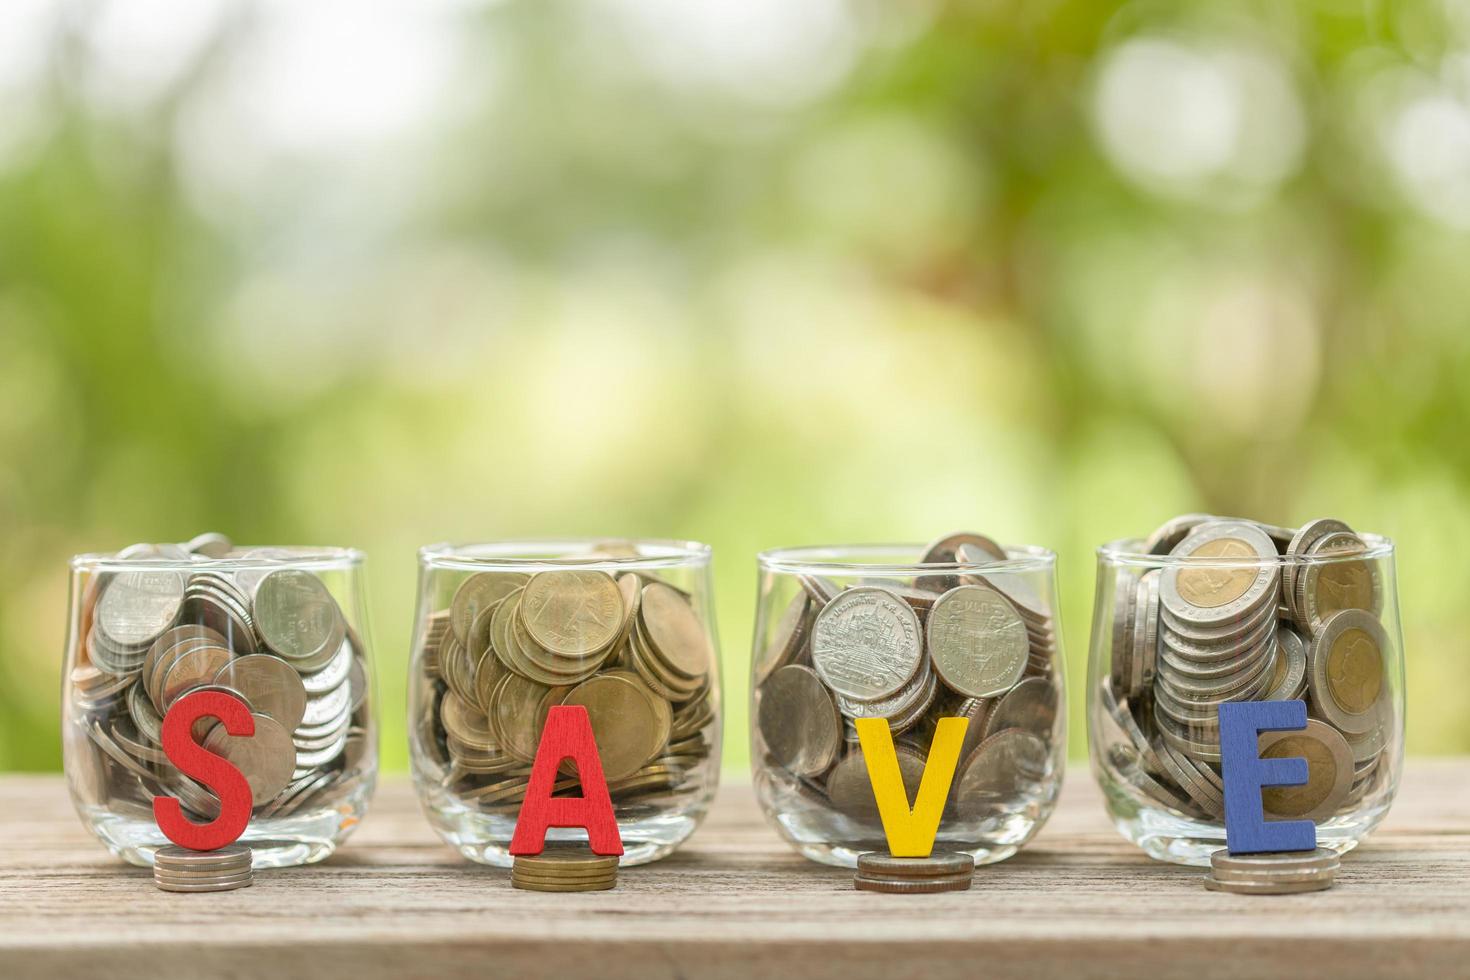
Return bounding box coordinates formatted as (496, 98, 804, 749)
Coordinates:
(1203, 846, 1339, 895)
(152, 843, 253, 893)
(755, 532, 1059, 826)
(417, 546, 717, 818)
(853, 850, 974, 894)
(511, 846, 619, 892)
(1103, 515, 1393, 824)
(70, 535, 372, 824)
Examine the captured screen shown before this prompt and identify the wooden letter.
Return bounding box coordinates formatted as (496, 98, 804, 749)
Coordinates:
(855, 716, 968, 858)
(154, 690, 255, 851)
(1219, 699, 1316, 855)
(509, 705, 624, 856)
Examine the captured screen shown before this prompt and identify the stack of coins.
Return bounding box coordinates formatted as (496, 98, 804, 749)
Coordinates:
(854, 850, 975, 893)
(68, 535, 373, 825)
(511, 847, 619, 892)
(417, 544, 717, 817)
(1204, 846, 1339, 895)
(152, 843, 253, 893)
(1103, 515, 1393, 824)
(755, 532, 1060, 827)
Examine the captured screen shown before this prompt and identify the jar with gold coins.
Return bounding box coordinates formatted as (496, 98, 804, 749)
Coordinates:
(750, 535, 1066, 867)
(1088, 515, 1405, 865)
(61, 536, 377, 868)
(408, 540, 721, 866)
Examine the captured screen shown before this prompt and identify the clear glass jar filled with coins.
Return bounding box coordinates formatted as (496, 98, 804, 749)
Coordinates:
(1088, 515, 1405, 865)
(408, 540, 721, 866)
(751, 535, 1066, 867)
(61, 536, 378, 868)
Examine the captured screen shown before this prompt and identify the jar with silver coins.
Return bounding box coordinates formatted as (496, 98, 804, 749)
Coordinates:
(750, 536, 1066, 867)
(61, 536, 377, 868)
(1088, 515, 1405, 865)
(408, 540, 721, 866)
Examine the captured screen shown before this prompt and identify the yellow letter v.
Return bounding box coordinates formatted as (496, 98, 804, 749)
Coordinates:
(854, 716, 968, 858)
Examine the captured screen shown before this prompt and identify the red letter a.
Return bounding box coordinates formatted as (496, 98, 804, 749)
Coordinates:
(509, 705, 624, 856)
(154, 690, 255, 851)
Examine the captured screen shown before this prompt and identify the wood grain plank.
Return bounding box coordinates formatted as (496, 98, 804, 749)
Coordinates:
(0, 762, 1465, 979)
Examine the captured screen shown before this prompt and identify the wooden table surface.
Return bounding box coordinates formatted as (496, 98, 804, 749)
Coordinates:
(1, 763, 1466, 980)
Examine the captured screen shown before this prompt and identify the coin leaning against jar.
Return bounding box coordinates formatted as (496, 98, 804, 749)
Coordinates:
(419, 549, 718, 818)
(1105, 514, 1394, 824)
(70, 535, 373, 828)
(756, 532, 1059, 830)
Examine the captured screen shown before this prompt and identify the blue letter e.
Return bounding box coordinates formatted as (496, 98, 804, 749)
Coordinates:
(1218, 699, 1316, 855)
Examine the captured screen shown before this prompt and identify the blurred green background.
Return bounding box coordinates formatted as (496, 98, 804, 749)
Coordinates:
(3, 0, 1469, 774)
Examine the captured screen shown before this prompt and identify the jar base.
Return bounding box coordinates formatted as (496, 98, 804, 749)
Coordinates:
(78, 790, 372, 869)
(421, 785, 715, 868)
(1107, 798, 1393, 867)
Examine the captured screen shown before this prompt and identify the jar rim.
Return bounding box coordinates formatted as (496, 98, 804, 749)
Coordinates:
(1097, 531, 1394, 567)
(757, 542, 1056, 576)
(69, 545, 366, 573)
(418, 538, 712, 572)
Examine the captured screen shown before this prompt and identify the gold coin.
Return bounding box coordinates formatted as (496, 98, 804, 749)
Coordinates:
(1259, 720, 1353, 822)
(452, 572, 528, 644)
(521, 571, 623, 657)
(561, 674, 660, 780)
(638, 583, 712, 679)
(1326, 626, 1383, 716)
(490, 673, 566, 762)
(513, 851, 619, 873)
(1175, 537, 1259, 608)
(511, 877, 616, 892)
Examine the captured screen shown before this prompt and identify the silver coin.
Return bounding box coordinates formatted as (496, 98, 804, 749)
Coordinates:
(214, 654, 308, 732)
(926, 585, 1028, 699)
(202, 712, 297, 807)
(153, 843, 252, 869)
(757, 664, 841, 778)
(983, 677, 1057, 742)
(97, 570, 186, 649)
(810, 588, 923, 702)
(253, 570, 344, 667)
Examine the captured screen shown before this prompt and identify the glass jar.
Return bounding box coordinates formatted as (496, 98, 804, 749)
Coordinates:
(408, 540, 721, 866)
(750, 540, 1066, 868)
(61, 539, 378, 868)
(1087, 517, 1405, 866)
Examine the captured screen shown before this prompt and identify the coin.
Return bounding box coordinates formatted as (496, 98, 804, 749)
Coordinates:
(758, 592, 810, 683)
(561, 674, 660, 780)
(1308, 608, 1388, 735)
(758, 664, 842, 779)
(97, 570, 187, 650)
(639, 582, 714, 679)
(159, 645, 234, 711)
(153, 873, 254, 893)
(1210, 845, 1339, 874)
(214, 654, 308, 731)
(1161, 522, 1278, 626)
(810, 588, 923, 702)
(254, 570, 344, 669)
(1258, 719, 1354, 822)
(856, 850, 974, 877)
(826, 744, 927, 820)
(854, 872, 972, 894)
(451, 572, 529, 645)
(202, 712, 297, 806)
(153, 843, 252, 870)
(1202, 875, 1333, 895)
(926, 586, 1028, 699)
(521, 571, 623, 657)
